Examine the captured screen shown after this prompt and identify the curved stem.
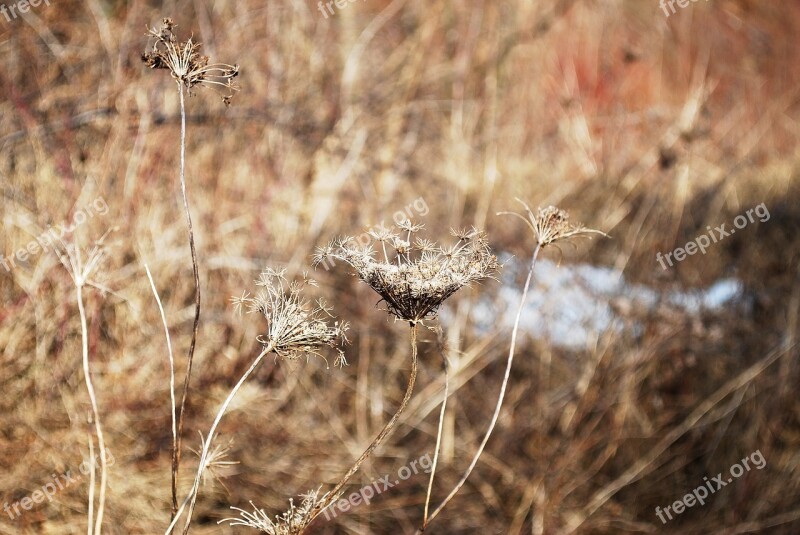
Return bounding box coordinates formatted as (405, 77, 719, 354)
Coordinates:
(312, 324, 419, 523)
(146, 266, 178, 522)
(422, 351, 449, 527)
(173, 81, 202, 522)
(419, 244, 542, 532)
(168, 344, 273, 535)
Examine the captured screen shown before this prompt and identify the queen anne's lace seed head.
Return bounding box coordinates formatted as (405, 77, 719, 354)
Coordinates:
(499, 199, 608, 248)
(220, 488, 327, 535)
(231, 268, 349, 368)
(314, 220, 499, 324)
(142, 18, 239, 104)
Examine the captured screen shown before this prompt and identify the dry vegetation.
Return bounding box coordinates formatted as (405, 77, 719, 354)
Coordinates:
(1, 0, 799, 533)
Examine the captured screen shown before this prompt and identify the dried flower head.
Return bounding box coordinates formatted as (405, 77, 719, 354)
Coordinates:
(314, 220, 499, 324)
(231, 268, 349, 368)
(221, 488, 327, 535)
(142, 17, 239, 104)
(189, 432, 239, 491)
(499, 199, 608, 248)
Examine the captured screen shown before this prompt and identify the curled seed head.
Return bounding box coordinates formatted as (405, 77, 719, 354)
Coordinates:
(142, 17, 239, 104)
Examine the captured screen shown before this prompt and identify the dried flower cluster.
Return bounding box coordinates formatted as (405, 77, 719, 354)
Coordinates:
(142, 18, 239, 104)
(231, 268, 349, 368)
(221, 488, 327, 535)
(313, 220, 499, 323)
(500, 200, 608, 248)
(189, 433, 238, 490)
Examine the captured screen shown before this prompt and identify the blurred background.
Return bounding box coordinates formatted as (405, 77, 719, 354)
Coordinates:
(1, 0, 799, 533)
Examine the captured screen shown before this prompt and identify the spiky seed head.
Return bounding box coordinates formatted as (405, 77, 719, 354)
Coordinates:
(315, 221, 499, 324)
(230, 268, 349, 368)
(500, 199, 608, 248)
(190, 433, 239, 490)
(220, 488, 328, 535)
(142, 17, 239, 104)
(368, 224, 395, 242)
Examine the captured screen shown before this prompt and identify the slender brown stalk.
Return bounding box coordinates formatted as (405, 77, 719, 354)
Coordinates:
(311, 323, 420, 523)
(172, 82, 202, 522)
(142, 20, 237, 522)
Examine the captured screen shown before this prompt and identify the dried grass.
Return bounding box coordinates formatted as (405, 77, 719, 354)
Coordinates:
(1, 1, 799, 534)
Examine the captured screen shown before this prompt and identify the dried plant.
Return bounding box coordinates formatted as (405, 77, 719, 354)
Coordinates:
(142, 18, 239, 103)
(189, 433, 239, 492)
(231, 268, 350, 367)
(308, 221, 498, 528)
(220, 488, 327, 535)
(313, 221, 499, 325)
(57, 235, 113, 535)
(419, 200, 606, 532)
(145, 264, 178, 517)
(498, 203, 607, 249)
(142, 17, 239, 521)
(168, 269, 348, 535)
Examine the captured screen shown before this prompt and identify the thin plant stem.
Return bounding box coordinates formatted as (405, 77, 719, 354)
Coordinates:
(173, 81, 203, 521)
(86, 431, 95, 535)
(146, 265, 178, 519)
(312, 323, 420, 523)
(420, 244, 542, 532)
(422, 352, 449, 526)
(77, 279, 108, 535)
(172, 344, 274, 535)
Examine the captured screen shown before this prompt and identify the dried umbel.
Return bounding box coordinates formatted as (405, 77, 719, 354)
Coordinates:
(172, 270, 348, 534)
(314, 221, 499, 324)
(419, 201, 606, 532)
(142, 17, 239, 104)
(232, 268, 349, 368)
(500, 201, 608, 248)
(189, 433, 238, 490)
(221, 488, 327, 535)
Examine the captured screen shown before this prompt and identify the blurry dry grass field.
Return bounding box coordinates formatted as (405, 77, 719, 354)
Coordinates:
(1, 0, 800, 533)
